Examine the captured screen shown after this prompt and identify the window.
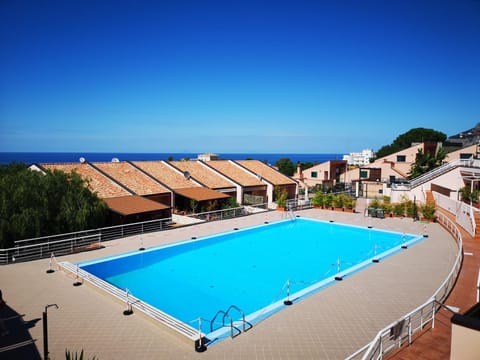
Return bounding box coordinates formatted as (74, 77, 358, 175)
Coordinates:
(396, 155, 406, 162)
(311, 171, 318, 178)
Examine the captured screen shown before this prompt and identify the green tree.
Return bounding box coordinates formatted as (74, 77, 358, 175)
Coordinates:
(376, 128, 447, 159)
(408, 147, 447, 179)
(275, 158, 295, 176)
(0, 163, 108, 248)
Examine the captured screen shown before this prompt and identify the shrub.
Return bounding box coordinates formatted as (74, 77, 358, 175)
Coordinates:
(392, 203, 405, 216)
(323, 193, 334, 208)
(421, 203, 436, 220)
(369, 197, 381, 209)
(311, 192, 324, 207)
(332, 194, 344, 208)
(275, 187, 288, 208)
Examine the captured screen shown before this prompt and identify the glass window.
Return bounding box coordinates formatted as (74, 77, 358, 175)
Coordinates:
(311, 171, 318, 178)
(396, 155, 406, 162)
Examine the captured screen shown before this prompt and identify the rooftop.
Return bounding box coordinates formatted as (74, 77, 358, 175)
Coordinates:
(170, 161, 234, 189)
(92, 162, 169, 195)
(41, 163, 132, 198)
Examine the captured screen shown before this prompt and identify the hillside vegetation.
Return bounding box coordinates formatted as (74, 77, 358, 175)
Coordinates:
(375, 128, 447, 159)
(0, 163, 108, 248)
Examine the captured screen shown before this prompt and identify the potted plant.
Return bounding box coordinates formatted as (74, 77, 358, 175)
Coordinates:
(420, 203, 436, 222)
(275, 187, 288, 211)
(311, 192, 325, 208)
(343, 196, 356, 212)
(323, 193, 333, 210)
(333, 194, 344, 211)
(392, 203, 405, 217)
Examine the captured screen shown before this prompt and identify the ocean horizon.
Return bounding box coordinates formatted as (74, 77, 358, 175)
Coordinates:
(0, 152, 344, 166)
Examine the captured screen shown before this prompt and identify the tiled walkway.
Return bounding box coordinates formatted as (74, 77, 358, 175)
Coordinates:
(0, 209, 462, 359)
(386, 210, 480, 360)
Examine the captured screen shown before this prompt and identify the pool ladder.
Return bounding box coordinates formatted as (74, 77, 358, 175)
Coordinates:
(210, 305, 253, 338)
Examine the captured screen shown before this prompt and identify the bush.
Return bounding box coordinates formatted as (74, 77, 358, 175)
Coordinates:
(332, 194, 344, 208)
(421, 203, 436, 220)
(311, 192, 325, 207)
(392, 203, 405, 216)
(275, 187, 288, 208)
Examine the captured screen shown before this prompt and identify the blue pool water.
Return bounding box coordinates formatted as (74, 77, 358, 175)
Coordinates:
(79, 218, 423, 338)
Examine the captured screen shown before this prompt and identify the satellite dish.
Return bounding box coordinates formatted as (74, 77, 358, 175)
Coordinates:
(111, 157, 120, 163)
(257, 174, 262, 181)
(79, 157, 86, 163)
(184, 171, 191, 180)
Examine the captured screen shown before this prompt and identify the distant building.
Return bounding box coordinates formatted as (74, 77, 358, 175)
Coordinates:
(197, 153, 219, 161)
(343, 149, 374, 166)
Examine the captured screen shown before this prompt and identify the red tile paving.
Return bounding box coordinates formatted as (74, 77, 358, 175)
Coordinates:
(386, 210, 480, 360)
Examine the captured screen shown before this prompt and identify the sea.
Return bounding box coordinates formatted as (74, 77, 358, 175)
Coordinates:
(0, 152, 344, 166)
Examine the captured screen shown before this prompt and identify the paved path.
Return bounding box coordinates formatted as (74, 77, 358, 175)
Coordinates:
(0, 209, 458, 360)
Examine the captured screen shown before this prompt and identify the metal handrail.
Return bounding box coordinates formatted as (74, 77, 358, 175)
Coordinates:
(346, 210, 463, 360)
(59, 261, 199, 340)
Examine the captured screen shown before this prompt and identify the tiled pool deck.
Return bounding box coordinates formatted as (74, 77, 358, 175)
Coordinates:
(0, 209, 460, 359)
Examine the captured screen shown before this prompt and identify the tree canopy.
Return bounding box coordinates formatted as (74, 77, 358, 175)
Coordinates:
(376, 128, 447, 159)
(0, 163, 108, 248)
(275, 158, 295, 176)
(408, 147, 447, 179)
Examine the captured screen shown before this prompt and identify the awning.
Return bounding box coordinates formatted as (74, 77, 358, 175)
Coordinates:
(174, 187, 230, 201)
(104, 195, 170, 216)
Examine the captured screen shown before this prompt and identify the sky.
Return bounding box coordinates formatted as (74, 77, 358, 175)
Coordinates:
(0, 0, 479, 154)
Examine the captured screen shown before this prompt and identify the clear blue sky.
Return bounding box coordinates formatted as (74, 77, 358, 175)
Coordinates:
(1, 0, 479, 154)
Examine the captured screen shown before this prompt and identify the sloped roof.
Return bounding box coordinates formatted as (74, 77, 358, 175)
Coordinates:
(236, 160, 296, 185)
(174, 187, 230, 201)
(93, 162, 169, 195)
(42, 163, 132, 198)
(206, 160, 264, 186)
(103, 195, 170, 216)
(132, 161, 197, 189)
(170, 161, 234, 189)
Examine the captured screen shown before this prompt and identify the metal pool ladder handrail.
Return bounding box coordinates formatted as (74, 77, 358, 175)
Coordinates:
(210, 304, 252, 338)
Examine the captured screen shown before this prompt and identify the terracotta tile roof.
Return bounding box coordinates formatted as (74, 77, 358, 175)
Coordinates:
(236, 160, 296, 185)
(174, 187, 230, 201)
(104, 195, 169, 216)
(93, 162, 169, 196)
(42, 163, 131, 199)
(132, 161, 197, 189)
(170, 161, 234, 189)
(206, 160, 264, 186)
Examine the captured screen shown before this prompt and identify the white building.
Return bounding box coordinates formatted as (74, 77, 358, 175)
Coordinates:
(343, 149, 374, 166)
(197, 153, 219, 161)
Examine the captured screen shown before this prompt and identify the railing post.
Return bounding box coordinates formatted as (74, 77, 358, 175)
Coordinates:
(408, 320, 412, 345)
(432, 301, 436, 329)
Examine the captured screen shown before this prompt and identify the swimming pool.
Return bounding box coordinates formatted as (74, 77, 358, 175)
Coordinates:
(74, 218, 423, 344)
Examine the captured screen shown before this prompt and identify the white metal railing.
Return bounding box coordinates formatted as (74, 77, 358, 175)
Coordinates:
(392, 158, 480, 191)
(433, 191, 477, 237)
(346, 211, 463, 360)
(59, 261, 200, 341)
(184, 204, 268, 222)
(1, 205, 266, 265)
(0, 217, 172, 265)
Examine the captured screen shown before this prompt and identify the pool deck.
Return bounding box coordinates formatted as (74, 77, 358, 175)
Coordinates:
(0, 209, 461, 359)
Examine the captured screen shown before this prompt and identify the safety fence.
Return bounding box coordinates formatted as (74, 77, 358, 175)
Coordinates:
(346, 210, 463, 360)
(0, 204, 270, 265)
(0, 217, 173, 265)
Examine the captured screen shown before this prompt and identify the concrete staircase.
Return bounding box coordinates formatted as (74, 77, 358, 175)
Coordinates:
(425, 190, 435, 205)
(474, 211, 480, 240)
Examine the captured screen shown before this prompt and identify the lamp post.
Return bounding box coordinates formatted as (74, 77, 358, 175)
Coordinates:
(413, 195, 418, 221)
(43, 304, 59, 360)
